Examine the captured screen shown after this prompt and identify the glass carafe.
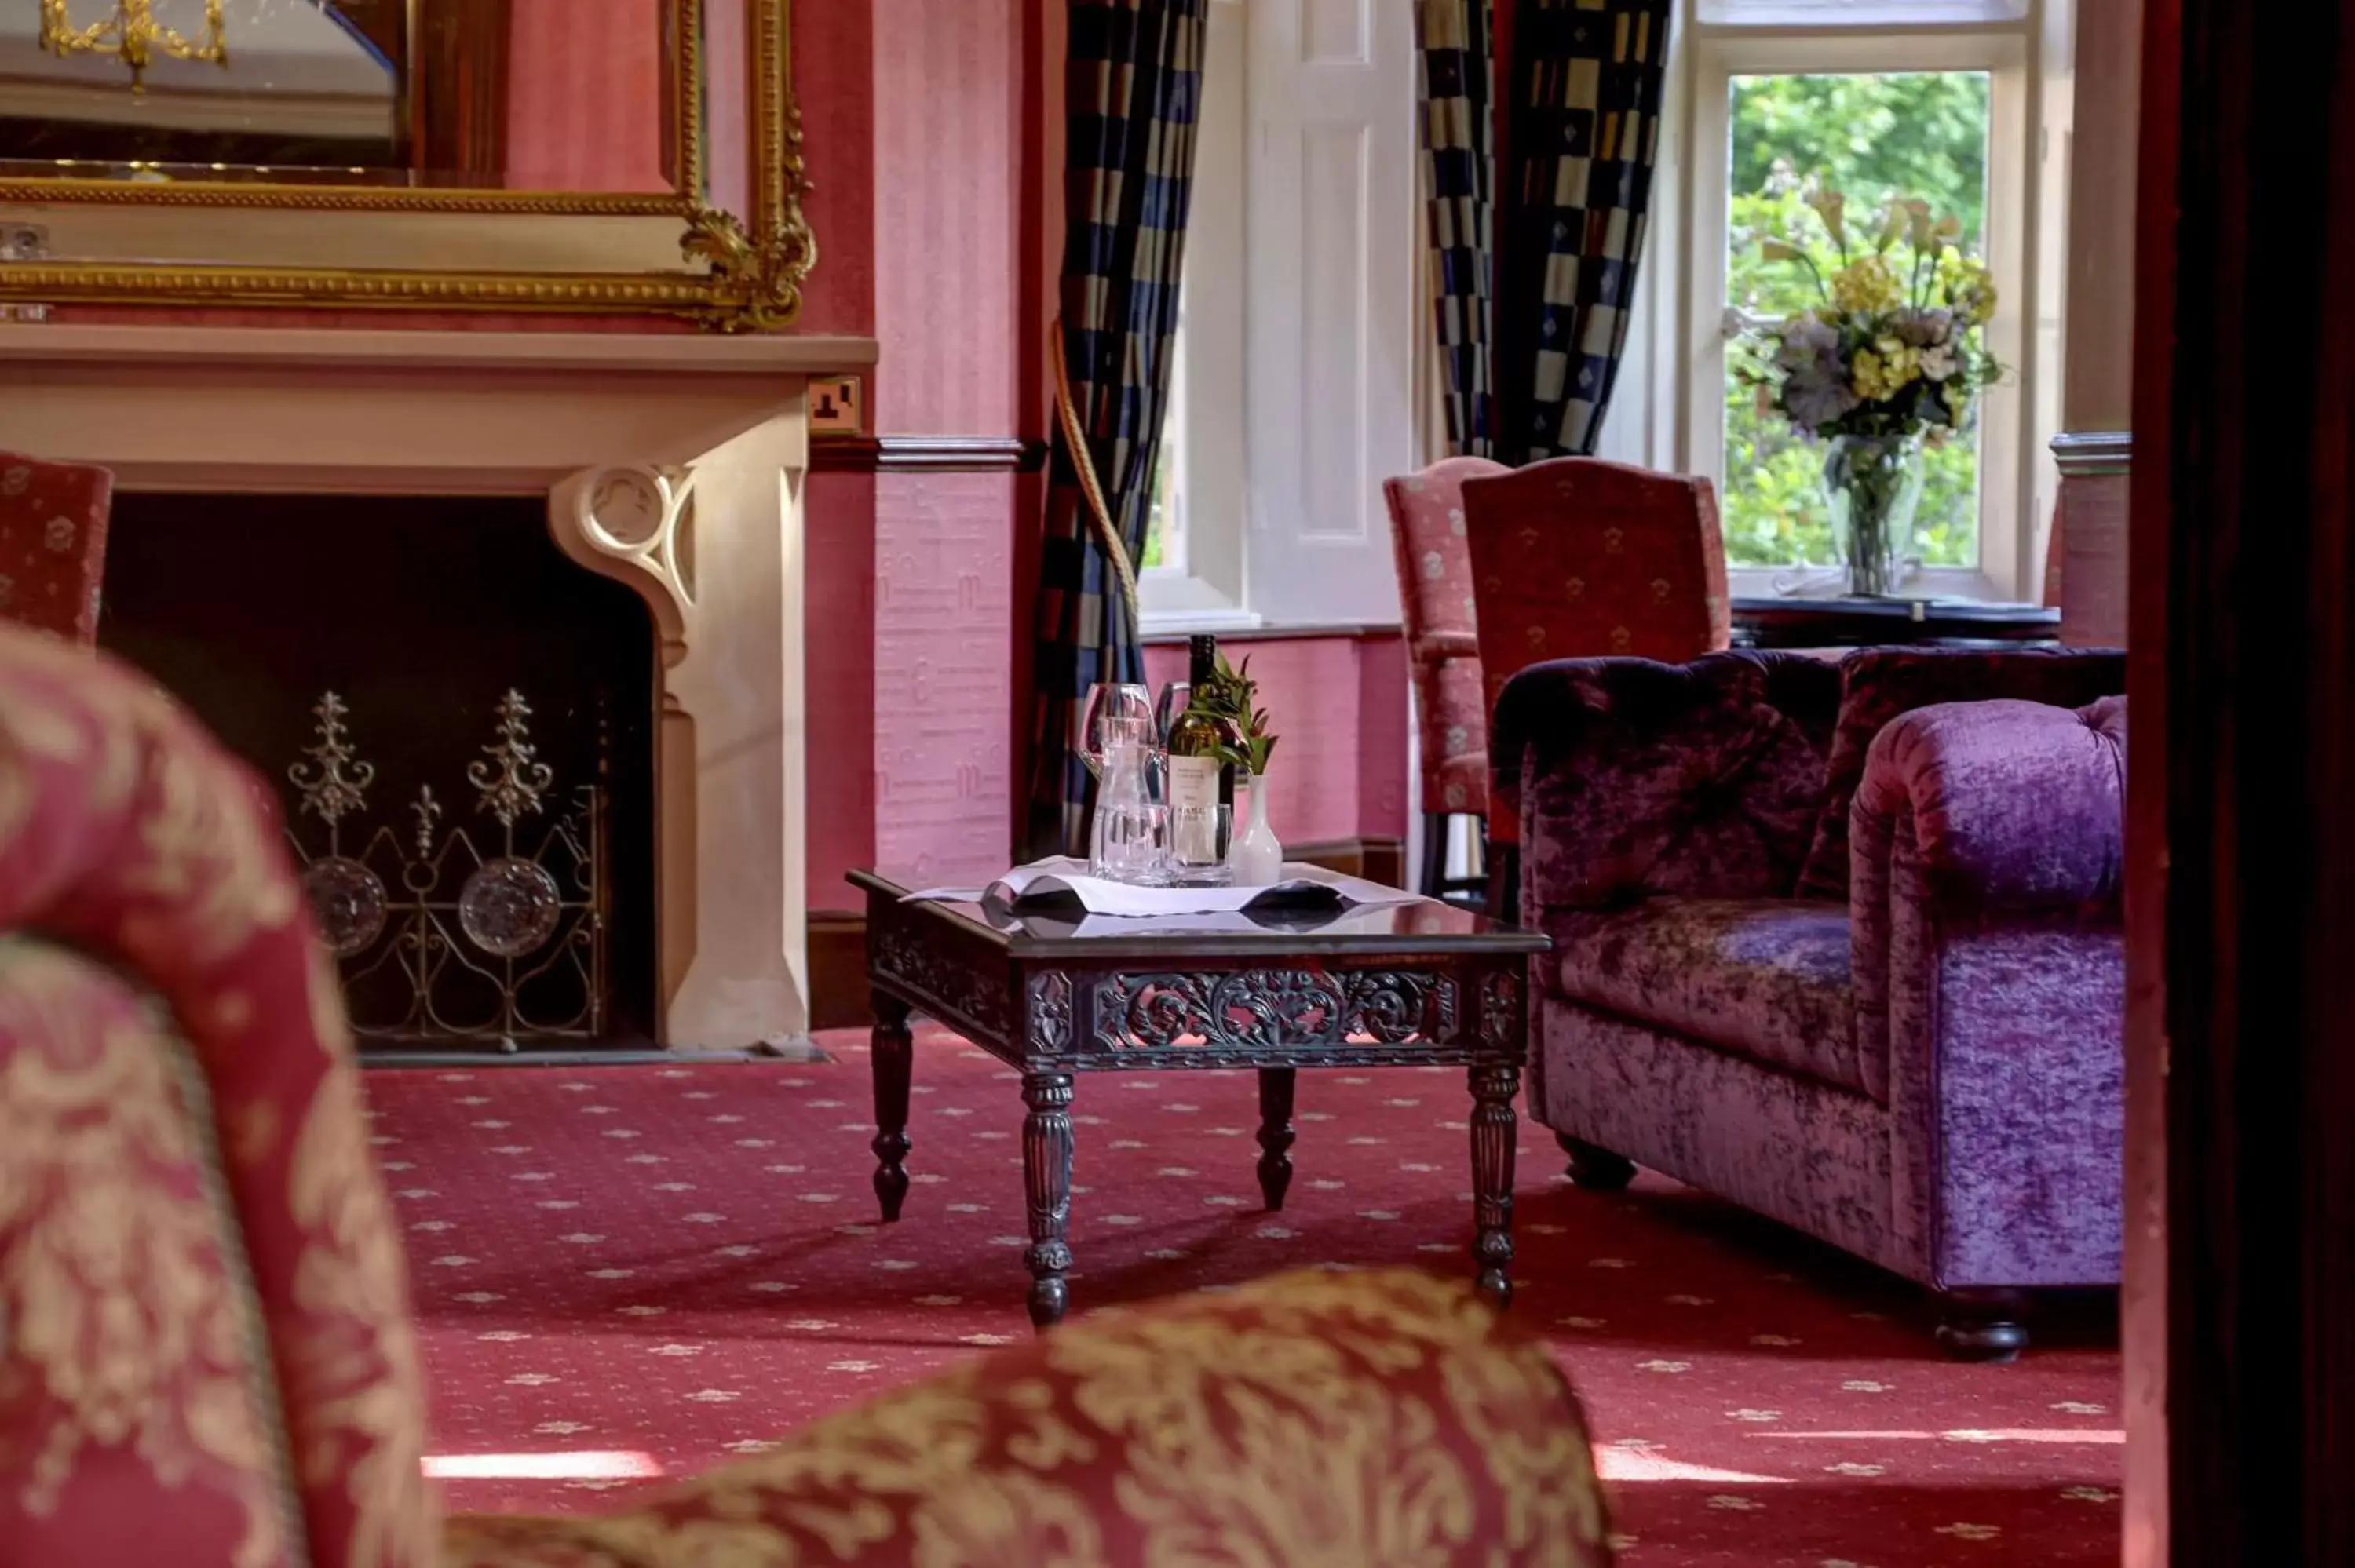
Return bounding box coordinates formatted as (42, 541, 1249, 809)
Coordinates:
(1089, 730, 1169, 884)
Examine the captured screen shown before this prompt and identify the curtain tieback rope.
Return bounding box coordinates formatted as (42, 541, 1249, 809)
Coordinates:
(1050, 317, 1141, 625)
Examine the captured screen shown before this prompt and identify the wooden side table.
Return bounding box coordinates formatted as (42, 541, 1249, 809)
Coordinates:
(1732, 596, 2062, 651)
(850, 869, 1552, 1329)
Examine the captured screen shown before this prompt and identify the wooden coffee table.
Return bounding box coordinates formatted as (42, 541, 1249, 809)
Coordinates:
(849, 867, 1552, 1329)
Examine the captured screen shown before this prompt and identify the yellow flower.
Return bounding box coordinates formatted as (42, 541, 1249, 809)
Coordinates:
(1830, 256, 1904, 316)
(1853, 342, 1921, 403)
(1853, 350, 1887, 400)
(1944, 380, 1973, 419)
(1940, 253, 1999, 326)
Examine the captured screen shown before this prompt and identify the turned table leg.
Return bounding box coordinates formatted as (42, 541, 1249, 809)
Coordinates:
(1022, 1070, 1076, 1330)
(1468, 1063, 1520, 1308)
(1256, 1067, 1297, 1211)
(869, 994, 914, 1223)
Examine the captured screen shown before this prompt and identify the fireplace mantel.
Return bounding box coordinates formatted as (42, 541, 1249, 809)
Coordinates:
(0, 323, 880, 1052)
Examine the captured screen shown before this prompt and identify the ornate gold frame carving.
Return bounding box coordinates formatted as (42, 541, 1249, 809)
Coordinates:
(0, 0, 813, 331)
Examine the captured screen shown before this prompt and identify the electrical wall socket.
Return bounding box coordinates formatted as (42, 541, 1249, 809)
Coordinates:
(809, 376, 863, 434)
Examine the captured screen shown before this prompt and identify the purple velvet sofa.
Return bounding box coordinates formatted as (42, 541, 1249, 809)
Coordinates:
(1492, 647, 2127, 1357)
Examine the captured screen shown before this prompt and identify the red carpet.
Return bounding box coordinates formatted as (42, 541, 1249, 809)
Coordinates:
(371, 1029, 2123, 1566)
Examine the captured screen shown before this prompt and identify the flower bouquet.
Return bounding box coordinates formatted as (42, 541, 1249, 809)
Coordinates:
(1733, 185, 2004, 596)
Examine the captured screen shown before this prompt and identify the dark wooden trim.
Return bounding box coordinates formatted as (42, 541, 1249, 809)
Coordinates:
(2052, 430, 2134, 478)
(1276, 837, 1408, 889)
(809, 908, 874, 1033)
(2122, 0, 2179, 1554)
(2141, 0, 2355, 1556)
(809, 436, 1047, 475)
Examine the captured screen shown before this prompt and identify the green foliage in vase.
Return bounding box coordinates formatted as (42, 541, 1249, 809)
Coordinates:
(1722, 71, 1996, 570)
(1185, 652, 1278, 777)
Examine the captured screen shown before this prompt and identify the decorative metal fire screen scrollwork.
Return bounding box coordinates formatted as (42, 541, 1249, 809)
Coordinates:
(1089, 970, 1459, 1055)
(285, 689, 608, 1048)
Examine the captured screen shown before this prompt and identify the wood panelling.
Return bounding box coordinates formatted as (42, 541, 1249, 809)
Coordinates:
(2134, 0, 2355, 1556)
(811, 436, 1044, 472)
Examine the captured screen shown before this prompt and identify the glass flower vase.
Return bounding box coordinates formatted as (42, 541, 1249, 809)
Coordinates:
(1821, 432, 1926, 598)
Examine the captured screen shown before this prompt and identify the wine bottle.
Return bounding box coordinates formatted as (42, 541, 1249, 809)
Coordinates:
(1165, 634, 1239, 873)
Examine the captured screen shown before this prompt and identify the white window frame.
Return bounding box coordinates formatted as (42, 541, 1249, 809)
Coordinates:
(1678, 5, 2050, 602)
(1141, 0, 1256, 634)
(1141, 0, 1422, 636)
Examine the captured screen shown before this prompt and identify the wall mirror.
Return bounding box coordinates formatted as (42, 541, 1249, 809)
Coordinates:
(0, 0, 812, 327)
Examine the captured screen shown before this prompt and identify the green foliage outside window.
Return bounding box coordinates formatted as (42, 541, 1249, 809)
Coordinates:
(1723, 71, 1992, 569)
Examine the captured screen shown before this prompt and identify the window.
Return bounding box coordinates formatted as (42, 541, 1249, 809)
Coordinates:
(1680, 1, 2056, 600)
(1140, 0, 1422, 633)
(1721, 69, 1993, 574)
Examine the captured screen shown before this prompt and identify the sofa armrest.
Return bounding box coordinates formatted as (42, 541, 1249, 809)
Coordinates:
(444, 1268, 1612, 1567)
(1493, 651, 1842, 917)
(1852, 696, 2128, 1287)
(1852, 695, 2127, 911)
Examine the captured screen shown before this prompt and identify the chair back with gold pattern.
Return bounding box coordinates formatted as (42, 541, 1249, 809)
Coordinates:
(1464, 458, 1732, 851)
(0, 626, 437, 1567)
(0, 453, 113, 645)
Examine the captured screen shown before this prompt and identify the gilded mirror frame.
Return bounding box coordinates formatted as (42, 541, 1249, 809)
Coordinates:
(0, 0, 813, 330)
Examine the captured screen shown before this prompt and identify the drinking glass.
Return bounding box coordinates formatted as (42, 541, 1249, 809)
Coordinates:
(1155, 680, 1192, 746)
(1080, 681, 1156, 779)
(1167, 801, 1234, 887)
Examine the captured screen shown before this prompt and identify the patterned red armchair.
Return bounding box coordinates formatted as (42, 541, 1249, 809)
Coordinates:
(0, 451, 112, 644)
(1385, 457, 1509, 899)
(1462, 459, 1732, 888)
(0, 625, 1612, 1567)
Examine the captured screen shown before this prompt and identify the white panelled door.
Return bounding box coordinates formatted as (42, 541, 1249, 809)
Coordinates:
(1243, 0, 1418, 626)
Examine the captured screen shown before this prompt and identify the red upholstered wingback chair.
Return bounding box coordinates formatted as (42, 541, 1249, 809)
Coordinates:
(0, 451, 112, 644)
(0, 625, 1612, 1568)
(1461, 458, 1732, 878)
(1385, 457, 1509, 898)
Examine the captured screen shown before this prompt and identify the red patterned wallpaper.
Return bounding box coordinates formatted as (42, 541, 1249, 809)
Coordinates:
(504, 0, 670, 192)
(1141, 636, 1410, 846)
(864, 0, 1028, 891)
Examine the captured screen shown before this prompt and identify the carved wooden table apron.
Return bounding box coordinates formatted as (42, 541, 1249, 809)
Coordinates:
(850, 870, 1552, 1330)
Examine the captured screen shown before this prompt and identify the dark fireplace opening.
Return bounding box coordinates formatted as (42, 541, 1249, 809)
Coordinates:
(99, 493, 659, 1051)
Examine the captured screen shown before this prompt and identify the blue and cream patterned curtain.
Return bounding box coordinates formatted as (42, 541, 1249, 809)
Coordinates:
(1024, 0, 1207, 860)
(1499, 0, 1674, 461)
(1416, 0, 1497, 459)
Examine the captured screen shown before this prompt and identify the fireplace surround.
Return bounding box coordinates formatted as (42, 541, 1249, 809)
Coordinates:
(0, 323, 878, 1050)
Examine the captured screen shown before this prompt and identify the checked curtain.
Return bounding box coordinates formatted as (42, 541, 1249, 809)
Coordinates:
(1024, 0, 1207, 860)
(1417, 0, 1674, 465)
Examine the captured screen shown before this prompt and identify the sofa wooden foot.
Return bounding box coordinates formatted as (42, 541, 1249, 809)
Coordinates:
(1936, 1289, 2031, 1362)
(1557, 1133, 1637, 1192)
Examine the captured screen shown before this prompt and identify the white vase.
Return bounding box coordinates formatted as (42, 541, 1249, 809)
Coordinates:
(1229, 772, 1283, 886)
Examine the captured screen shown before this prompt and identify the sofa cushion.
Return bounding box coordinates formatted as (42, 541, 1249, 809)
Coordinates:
(1550, 898, 1866, 1095)
(1502, 652, 1843, 913)
(1795, 647, 2127, 902)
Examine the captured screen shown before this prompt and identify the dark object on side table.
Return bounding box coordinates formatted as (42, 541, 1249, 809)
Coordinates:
(849, 869, 1550, 1329)
(1492, 646, 2126, 1359)
(1732, 596, 2062, 650)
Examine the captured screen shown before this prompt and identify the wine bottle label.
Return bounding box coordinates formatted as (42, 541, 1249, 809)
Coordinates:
(1167, 753, 1221, 864)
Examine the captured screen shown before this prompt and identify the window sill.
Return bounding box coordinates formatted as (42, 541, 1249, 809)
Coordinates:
(1726, 566, 2021, 603)
(1139, 619, 1403, 647)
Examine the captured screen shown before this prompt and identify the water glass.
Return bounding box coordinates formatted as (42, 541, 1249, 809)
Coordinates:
(1167, 801, 1233, 887)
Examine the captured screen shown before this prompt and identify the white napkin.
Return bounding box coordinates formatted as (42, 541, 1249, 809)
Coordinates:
(904, 856, 1420, 917)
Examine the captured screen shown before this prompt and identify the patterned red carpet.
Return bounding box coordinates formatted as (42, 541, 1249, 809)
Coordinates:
(372, 1028, 2122, 1566)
